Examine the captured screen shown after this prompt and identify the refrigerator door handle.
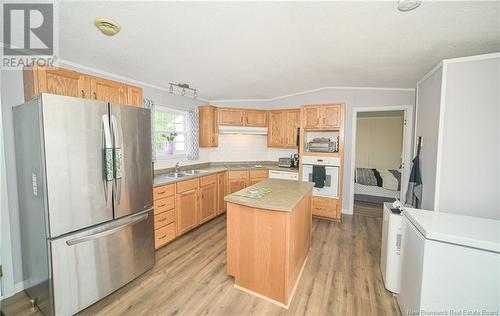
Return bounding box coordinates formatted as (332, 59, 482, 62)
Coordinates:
(102, 115, 113, 209)
(111, 114, 122, 204)
(65, 210, 150, 246)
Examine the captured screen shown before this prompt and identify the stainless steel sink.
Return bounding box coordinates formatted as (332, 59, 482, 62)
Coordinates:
(165, 172, 188, 179)
(181, 170, 207, 175)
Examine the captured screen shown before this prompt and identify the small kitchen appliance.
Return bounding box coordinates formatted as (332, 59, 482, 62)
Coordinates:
(278, 157, 292, 167)
(306, 137, 339, 153)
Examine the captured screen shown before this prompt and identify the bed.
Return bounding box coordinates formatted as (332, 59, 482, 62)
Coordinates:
(354, 168, 401, 204)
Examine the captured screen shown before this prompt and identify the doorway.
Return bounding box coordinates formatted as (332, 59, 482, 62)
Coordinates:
(349, 106, 413, 217)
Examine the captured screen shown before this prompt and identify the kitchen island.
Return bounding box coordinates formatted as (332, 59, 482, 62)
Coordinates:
(225, 179, 314, 308)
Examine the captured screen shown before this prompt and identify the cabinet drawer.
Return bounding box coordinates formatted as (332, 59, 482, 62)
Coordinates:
(154, 223, 176, 249)
(177, 178, 199, 193)
(227, 171, 248, 179)
(312, 196, 338, 218)
(154, 209, 175, 229)
(249, 170, 268, 178)
(153, 184, 175, 200)
(200, 174, 217, 186)
(154, 196, 175, 215)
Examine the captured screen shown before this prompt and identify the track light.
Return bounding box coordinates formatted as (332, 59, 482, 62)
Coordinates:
(168, 83, 198, 99)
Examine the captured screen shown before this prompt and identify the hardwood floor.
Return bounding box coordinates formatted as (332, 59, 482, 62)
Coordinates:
(1, 214, 400, 316)
(353, 201, 384, 218)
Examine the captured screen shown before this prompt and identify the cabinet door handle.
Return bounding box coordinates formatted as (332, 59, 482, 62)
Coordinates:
(93, 92, 97, 99)
(81, 89, 85, 98)
(158, 218, 167, 222)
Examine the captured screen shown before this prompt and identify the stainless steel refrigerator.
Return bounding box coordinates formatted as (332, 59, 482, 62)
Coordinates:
(13, 93, 155, 315)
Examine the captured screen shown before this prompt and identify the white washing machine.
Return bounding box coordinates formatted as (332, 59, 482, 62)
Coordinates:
(380, 202, 403, 293)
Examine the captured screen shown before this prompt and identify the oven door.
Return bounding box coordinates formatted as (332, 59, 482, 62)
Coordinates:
(302, 164, 339, 198)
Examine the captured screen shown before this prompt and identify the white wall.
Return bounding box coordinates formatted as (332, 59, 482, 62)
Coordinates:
(212, 87, 416, 212)
(356, 115, 404, 169)
(0, 64, 207, 298)
(436, 56, 500, 219)
(415, 66, 443, 210)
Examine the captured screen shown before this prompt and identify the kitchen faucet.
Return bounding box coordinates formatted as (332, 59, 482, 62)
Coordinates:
(175, 162, 180, 174)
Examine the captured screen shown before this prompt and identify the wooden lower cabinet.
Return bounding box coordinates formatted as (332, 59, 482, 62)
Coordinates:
(199, 175, 217, 224)
(176, 179, 199, 236)
(155, 223, 176, 249)
(153, 183, 176, 249)
(227, 171, 249, 194)
(311, 196, 341, 221)
(217, 172, 227, 215)
(228, 179, 246, 194)
(248, 170, 268, 186)
(228, 170, 269, 192)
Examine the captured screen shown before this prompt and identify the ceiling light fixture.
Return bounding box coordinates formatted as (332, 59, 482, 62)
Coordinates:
(169, 83, 198, 99)
(94, 17, 121, 36)
(397, 0, 422, 12)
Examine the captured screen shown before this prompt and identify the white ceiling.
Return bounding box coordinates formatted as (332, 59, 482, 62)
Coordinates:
(58, 1, 500, 100)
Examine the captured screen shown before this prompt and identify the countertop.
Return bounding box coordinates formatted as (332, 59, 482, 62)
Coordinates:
(153, 164, 299, 187)
(224, 179, 314, 212)
(404, 208, 500, 253)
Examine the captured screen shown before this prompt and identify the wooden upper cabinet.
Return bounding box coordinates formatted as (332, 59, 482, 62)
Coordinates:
(302, 104, 343, 130)
(126, 85, 144, 107)
(322, 105, 341, 128)
(303, 106, 321, 129)
(23, 64, 143, 107)
(199, 177, 217, 224)
(219, 108, 267, 127)
(268, 111, 284, 147)
(90, 77, 127, 104)
(23, 65, 90, 101)
(244, 110, 267, 127)
(284, 109, 300, 147)
(268, 109, 300, 148)
(219, 108, 244, 126)
(199, 106, 218, 147)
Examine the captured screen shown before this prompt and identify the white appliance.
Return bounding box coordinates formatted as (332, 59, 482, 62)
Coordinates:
(301, 156, 340, 198)
(398, 208, 500, 315)
(269, 170, 299, 180)
(380, 202, 403, 293)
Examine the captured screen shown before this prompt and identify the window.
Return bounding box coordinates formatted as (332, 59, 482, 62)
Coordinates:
(154, 106, 187, 157)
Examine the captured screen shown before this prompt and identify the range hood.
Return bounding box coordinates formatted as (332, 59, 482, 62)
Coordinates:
(218, 125, 268, 135)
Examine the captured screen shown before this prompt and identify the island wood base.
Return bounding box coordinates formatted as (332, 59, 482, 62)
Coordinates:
(226, 190, 312, 307)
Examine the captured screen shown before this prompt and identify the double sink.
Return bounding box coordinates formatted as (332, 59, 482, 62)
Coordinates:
(163, 169, 208, 179)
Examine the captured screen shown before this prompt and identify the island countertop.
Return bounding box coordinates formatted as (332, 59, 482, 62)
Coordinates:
(224, 179, 314, 212)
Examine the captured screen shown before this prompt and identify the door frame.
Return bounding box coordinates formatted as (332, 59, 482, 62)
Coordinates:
(349, 105, 414, 213)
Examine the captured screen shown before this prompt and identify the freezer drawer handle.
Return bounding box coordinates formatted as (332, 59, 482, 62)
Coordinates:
(65, 212, 149, 246)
